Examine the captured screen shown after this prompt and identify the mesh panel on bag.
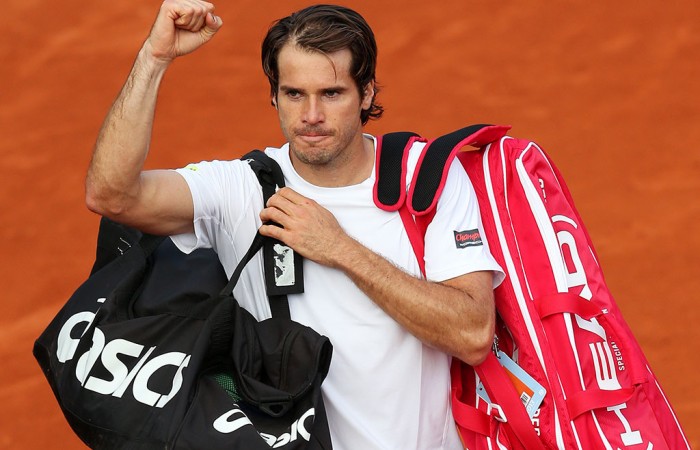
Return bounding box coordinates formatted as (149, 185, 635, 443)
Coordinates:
(212, 373, 242, 402)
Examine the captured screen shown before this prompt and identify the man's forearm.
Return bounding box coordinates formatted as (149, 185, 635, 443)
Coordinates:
(85, 47, 170, 216)
(334, 236, 496, 365)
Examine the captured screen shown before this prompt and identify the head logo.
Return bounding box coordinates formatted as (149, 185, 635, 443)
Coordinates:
(454, 229, 483, 249)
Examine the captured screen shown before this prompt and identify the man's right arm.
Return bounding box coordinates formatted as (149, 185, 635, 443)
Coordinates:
(85, 0, 223, 236)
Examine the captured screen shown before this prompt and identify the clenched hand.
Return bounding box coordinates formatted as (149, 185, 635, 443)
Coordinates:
(145, 0, 223, 63)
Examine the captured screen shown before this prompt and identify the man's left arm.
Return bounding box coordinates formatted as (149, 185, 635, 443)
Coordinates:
(332, 237, 496, 366)
(259, 187, 495, 366)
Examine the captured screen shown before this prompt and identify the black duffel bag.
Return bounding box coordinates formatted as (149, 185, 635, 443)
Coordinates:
(33, 152, 333, 449)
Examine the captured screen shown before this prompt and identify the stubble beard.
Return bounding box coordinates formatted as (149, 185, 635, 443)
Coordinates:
(289, 127, 348, 168)
(291, 140, 334, 166)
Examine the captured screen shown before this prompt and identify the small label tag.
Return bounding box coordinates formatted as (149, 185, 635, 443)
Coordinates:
(263, 238, 304, 296)
(272, 243, 296, 286)
(476, 351, 547, 418)
(454, 229, 483, 248)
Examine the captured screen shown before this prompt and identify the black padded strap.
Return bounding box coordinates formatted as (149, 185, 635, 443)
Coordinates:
(410, 124, 491, 214)
(374, 131, 420, 210)
(242, 149, 285, 201)
(238, 150, 300, 319)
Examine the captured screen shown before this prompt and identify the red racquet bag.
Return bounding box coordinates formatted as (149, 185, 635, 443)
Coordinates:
(374, 125, 691, 449)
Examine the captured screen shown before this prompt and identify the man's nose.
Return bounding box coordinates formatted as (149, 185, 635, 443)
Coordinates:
(302, 97, 325, 124)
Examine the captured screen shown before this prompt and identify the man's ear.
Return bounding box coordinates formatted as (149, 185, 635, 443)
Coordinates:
(361, 81, 375, 110)
(271, 95, 278, 109)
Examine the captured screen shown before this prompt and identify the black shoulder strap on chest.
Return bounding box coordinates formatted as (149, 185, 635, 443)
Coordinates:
(234, 150, 304, 319)
(374, 131, 421, 210)
(242, 149, 286, 205)
(375, 124, 510, 216)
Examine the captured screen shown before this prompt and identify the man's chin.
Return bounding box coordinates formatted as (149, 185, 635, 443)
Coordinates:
(290, 146, 335, 167)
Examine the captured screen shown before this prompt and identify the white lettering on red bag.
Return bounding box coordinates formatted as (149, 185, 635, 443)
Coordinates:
(553, 215, 647, 447)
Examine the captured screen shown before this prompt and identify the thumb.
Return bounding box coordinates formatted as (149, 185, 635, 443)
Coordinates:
(201, 13, 223, 39)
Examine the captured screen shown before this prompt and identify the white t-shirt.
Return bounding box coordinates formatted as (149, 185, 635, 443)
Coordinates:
(172, 136, 504, 449)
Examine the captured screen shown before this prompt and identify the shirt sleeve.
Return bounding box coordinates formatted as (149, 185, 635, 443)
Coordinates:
(169, 159, 264, 258)
(423, 159, 505, 287)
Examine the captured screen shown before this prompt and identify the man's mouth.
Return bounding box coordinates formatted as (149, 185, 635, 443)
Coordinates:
(300, 134, 329, 143)
(296, 129, 333, 144)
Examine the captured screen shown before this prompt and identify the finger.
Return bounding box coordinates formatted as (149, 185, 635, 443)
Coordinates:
(190, 13, 206, 32)
(172, 0, 212, 30)
(259, 206, 289, 228)
(259, 222, 287, 242)
(267, 188, 316, 217)
(266, 191, 303, 217)
(174, 10, 204, 31)
(190, 0, 215, 30)
(192, 2, 214, 30)
(274, 187, 310, 205)
(205, 12, 223, 31)
(196, 12, 223, 43)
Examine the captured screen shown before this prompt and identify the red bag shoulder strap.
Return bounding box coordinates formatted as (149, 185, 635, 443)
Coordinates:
(374, 124, 510, 274)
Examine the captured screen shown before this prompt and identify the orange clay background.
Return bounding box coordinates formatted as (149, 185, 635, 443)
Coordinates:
(1, 1, 698, 448)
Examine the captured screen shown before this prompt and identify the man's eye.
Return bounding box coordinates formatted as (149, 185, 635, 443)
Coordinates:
(324, 90, 339, 98)
(286, 90, 301, 99)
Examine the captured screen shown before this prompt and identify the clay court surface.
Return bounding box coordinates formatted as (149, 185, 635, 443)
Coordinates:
(2, 1, 698, 448)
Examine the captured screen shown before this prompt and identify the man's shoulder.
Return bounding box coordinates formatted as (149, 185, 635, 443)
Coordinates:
(176, 155, 266, 193)
(262, 144, 289, 159)
(262, 144, 294, 178)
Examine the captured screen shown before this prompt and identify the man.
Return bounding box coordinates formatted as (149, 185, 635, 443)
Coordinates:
(86, 1, 504, 448)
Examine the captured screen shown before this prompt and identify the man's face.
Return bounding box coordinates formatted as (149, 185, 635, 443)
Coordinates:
(274, 43, 373, 171)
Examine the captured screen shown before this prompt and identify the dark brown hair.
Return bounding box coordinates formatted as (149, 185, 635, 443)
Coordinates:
(261, 4, 383, 124)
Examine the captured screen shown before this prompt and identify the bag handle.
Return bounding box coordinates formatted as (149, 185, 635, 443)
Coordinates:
(535, 291, 646, 419)
(535, 292, 645, 384)
(220, 231, 266, 298)
(475, 354, 547, 450)
(217, 150, 301, 320)
(208, 230, 283, 359)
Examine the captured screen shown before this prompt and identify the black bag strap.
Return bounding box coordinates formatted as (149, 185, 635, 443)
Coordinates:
(376, 124, 513, 216)
(228, 150, 304, 320)
(207, 232, 268, 360)
(207, 149, 294, 359)
(243, 149, 285, 203)
(410, 124, 492, 213)
(220, 231, 267, 298)
(374, 131, 420, 210)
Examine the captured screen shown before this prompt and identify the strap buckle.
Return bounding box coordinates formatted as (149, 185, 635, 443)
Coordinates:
(487, 403, 508, 423)
(492, 335, 501, 357)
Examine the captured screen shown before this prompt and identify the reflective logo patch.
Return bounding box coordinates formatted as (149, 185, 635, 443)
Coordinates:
(272, 243, 295, 287)
(454, 229, 483, 248)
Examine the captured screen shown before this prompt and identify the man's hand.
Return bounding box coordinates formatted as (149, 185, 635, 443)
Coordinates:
(259, 187, 352, 267)
(145, 0, 223, 63)
(259, 187, 495, 364)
